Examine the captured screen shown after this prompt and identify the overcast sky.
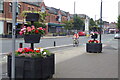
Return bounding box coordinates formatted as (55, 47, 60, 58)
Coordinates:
(44, 0, 119, 23)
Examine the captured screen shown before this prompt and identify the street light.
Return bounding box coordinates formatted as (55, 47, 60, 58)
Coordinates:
(99, 0, 102, 43)
(12, 0, 17, 79)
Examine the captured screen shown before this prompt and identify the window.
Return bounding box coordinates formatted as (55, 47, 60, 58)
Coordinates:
(0, 1, 3, 13)
(18, 4, 21, 13)
(32, 8, 34, 11)
(16, 4, 21, 14)
(9, 2, 12, 12)
(28, 7, 30, 11)
(41, 6, 45, 12)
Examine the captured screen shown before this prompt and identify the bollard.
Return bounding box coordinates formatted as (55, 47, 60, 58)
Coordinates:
(54, 41, 56, 46)
(19, 43, 23, 48)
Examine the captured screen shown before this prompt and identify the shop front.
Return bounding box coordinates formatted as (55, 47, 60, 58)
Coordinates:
(48, 23, 65, 33)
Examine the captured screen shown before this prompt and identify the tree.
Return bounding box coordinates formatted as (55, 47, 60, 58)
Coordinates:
(89, 18, 97, 31)
(73, 15, 84, 30)
(62, 20, 74, 30)
(117, 15, 120, 31)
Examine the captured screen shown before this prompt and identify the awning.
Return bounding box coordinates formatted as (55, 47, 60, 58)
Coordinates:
(48, 23, 65, 26)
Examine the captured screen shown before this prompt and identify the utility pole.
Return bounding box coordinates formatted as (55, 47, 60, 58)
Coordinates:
(74, 1, 76, 32)
(12, 0, 17, 79)
(100, 0, 102, 43)
(74, 1, 75, 14)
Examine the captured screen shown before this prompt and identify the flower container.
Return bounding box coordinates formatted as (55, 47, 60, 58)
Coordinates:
(26, 13, 39, 22)
(86, 43, 102, 53)
(7, 54, 55, 79)
(24, 34, 41, 43)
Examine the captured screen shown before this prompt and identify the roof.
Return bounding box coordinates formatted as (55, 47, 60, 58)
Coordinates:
(23, 2, 41, 7)
(61, 10, 67, 16)
(46, 6, 59, 15)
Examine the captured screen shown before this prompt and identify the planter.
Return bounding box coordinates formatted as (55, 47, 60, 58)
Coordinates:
(26, 13, 39, 22)
(86, 43, 102, 53)
(24, 34, 41, 43)
(7, 54, 55, 79)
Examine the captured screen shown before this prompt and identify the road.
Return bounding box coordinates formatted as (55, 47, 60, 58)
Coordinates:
(0, 34, 116, 53)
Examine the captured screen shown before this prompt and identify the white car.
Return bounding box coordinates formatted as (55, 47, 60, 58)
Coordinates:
(114, 34, 120, 39)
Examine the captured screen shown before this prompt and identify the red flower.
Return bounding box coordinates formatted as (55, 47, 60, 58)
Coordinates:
(27, 49, 34, 52)
(35, 50, 40, 53)
(35, 30, 39, 33)
(88, 40, 99, 43)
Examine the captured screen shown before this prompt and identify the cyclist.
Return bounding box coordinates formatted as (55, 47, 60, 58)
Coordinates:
(73, 32, 79, 47)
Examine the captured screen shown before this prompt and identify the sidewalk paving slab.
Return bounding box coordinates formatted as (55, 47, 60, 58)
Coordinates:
(53, 45, 118, 78)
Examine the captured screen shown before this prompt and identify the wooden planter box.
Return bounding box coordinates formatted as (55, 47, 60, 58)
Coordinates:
(7, 54, 55, 79)
(24, 34, 41, 43)
(86, 43, 102, 53)
(26, 13, 39, 22)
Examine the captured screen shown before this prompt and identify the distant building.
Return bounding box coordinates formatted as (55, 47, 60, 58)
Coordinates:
(103, 21, 109, 33)
(108, 22, 117, 33)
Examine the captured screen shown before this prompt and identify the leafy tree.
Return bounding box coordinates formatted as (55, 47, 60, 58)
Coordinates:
(73, 15, 84, 30)
(89, 18, 97, 31)
(62, 20, 74, 30)
(117, 15, 120, 31)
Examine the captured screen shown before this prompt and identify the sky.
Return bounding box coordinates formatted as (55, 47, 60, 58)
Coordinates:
(44, 0, 120, 23)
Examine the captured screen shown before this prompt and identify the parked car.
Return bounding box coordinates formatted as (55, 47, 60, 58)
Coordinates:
(78, 32, 86, 36)
(114, 33, 120, 39)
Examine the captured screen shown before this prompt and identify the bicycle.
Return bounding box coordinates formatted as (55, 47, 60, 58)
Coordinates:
(73, 38, 79, 47)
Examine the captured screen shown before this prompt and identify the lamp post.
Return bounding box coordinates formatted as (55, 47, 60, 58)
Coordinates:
(99, 0, 102, 43)
(12, 0, 17, 79)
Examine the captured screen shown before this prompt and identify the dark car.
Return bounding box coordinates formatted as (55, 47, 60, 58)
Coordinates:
(78, 32, 86, 36)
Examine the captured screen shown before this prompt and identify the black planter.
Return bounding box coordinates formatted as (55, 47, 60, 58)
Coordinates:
(24, 34, 41, 43)
(26, 13, 39, 22)
(7, 54, 55, 79)
(86, 43, 102, 53)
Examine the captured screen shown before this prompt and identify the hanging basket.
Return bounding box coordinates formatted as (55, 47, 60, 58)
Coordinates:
(26, 13, 39, 21)
(24, 34, 41, 43)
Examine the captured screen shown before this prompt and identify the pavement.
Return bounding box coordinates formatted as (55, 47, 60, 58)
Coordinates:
(52, 43, 118, 78)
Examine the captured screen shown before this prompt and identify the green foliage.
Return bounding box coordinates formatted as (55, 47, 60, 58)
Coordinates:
(62, 20, 74, 30)
(89, 18, 96, 26)
(89, 18, 97, 30)
(73, 15, 84, 30)
(26, 22, 46, 28)
(117, 15, 120, 31)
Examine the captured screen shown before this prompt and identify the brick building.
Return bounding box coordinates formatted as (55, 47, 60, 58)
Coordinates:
(0, 1, 71, 35)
